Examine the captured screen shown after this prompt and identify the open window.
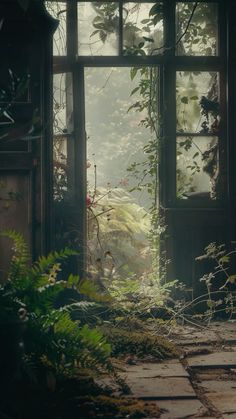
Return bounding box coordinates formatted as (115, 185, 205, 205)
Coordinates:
(45, 0, 228, 289)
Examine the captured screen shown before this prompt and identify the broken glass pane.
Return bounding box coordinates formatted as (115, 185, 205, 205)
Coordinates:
(177, 136, 219, 200)
(45, 2, 67, 56)
(176, 71, 220, 134)
(176, 2, 218, 56)
(78, 2, 119, 56)
(123, 2, 163, 55)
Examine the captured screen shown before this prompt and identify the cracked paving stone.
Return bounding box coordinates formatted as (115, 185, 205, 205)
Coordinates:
(206, 392, 236, 414)
(156, 399, 208, 418)
(188, 352, 236, 368)
(121, 361, 189, 378)
(125, 377, 197, 399)
(198, 380, 236, 415)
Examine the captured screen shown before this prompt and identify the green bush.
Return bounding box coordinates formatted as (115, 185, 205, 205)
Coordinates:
(0, 230, 112, 384)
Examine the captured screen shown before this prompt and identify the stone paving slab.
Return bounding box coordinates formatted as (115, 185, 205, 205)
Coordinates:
(125, 377, 197, 399)
(212, 321, 236, 332)
(199, 380, 236, 393)
(195, 368, 232, 381)
(188, 352, 236, 368)
(156, 399, 208, 418)
(206, 322, 236, 343)
(122, 361, 189, 378)
(174, 330, 219, 346)
(217, 332, 236, 343)
(182, 345, 213, 357)
(207, 392, 236, 414)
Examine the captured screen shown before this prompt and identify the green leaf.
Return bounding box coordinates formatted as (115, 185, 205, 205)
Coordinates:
(130, 87, 140, 96)
(219, 255, 230, 264)
(99, 30, 107, 43)
(141, 19, 151, 24)
(90, 29, 100, 38)
(153, 14, 162, 26)
(149, 3, 162, 17)
(67, 274, 80, 287)
(130, 67, 138, 80)
(143, 36, 154, 43)
(93, 16, 104, 23)
(181, 96, 189, 104)
(228, 274, 236, 284)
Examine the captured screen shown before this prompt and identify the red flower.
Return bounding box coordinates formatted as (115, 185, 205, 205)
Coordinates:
(86, 196, 92, 207)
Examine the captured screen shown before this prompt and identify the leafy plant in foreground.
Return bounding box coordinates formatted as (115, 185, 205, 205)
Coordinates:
(0, 230, 112, 383)
(196, 241, 236, 320)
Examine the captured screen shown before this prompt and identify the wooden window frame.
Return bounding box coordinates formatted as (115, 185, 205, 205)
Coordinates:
(49, 0, 228, 276)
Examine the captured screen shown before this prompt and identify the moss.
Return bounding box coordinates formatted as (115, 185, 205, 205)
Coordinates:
(89, 395, 161, 418)
(100, 326, 179, 359)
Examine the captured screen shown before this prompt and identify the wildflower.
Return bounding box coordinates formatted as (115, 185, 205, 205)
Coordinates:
(86, 195, 92, 207)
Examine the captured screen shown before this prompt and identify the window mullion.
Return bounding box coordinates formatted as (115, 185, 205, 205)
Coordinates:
(164, 0, 176, 58)
(73, 64, 87, 276)
(162, 0, 176, 205)
(67, 0, 77, 60)
(118, 0, 123, 56)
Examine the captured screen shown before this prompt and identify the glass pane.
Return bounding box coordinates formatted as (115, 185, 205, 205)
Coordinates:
(176, 2, 218, 56)
(53, 73, 73, 136)
(78, 2, 119, 56)
(176, 71, 220, 134)
(45, 2, 67, 56)
(53, 74, 73, 201)
(177, 136, 219, 200)
(0, 47, 34, 152)
(0, 104, 32, 152)
(85, 67, 159, 280)
(0, 47, 30, 104)
(123, 2, 163, 55)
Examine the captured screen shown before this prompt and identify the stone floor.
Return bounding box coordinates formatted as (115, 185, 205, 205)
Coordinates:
(121, 321, 236, 418)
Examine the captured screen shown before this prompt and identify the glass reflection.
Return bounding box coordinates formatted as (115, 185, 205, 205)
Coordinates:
(176, 71, 220, 134)
(177, 136, 219, 200)
(176, 2, 218, 56)
(123, 2, 163, 55)
(78, 2, 119, 56)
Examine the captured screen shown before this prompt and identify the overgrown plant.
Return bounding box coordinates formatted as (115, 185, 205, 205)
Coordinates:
(196, 241, 236, 320)
(0, 230, 112, 384)
(126, 66, 167, 280)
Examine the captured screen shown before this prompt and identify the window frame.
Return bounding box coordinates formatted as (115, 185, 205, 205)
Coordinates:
(48, 0, 228, 275)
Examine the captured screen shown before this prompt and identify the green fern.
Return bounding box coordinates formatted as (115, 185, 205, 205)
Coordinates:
(0, 231, 112, 378)
(1, 229, 30, 281)
(32, 248, 77, 276)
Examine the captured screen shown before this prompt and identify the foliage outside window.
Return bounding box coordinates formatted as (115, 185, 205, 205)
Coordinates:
(45, 0, 224, 281)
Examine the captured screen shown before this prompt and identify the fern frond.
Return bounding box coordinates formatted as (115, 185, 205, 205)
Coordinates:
(61, 301, 100, 313)
(79, 279, 112, 303)
(1, 230, 30, 280)
(32, 248, 78, 276)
